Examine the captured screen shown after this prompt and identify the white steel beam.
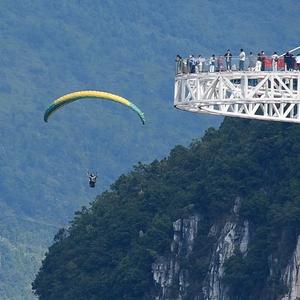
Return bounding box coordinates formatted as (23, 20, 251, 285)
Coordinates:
(174, 71, 300, 123)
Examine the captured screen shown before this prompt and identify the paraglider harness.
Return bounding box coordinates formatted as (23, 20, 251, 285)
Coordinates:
(88, 172, 97, 188)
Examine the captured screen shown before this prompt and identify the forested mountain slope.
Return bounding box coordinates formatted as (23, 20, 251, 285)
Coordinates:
(33, 117, 300, 300)
(0, 0, 299, 299)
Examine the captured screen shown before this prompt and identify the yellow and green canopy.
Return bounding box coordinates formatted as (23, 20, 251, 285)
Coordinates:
(44, 90, 145, 124)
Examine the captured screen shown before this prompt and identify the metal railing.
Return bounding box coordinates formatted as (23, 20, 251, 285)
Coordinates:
(175, 55, 300, 75)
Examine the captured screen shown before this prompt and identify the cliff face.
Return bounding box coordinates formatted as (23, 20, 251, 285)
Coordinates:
(152, 216, 200, 300)
(152, 198, 300, 300)
(281, 237, 300, 300)
(152, 199, 250, 300)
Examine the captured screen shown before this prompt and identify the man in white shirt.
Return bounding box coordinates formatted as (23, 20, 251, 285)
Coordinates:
(239, 49, 246, 71)
(196, 54, 205, 73)
(272, 52, 279, 71)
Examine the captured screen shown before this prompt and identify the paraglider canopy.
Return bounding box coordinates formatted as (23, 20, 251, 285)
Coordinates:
(44, 90, 145, 124)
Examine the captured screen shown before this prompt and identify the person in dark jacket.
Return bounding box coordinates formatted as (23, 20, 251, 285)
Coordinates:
(175, 54, 183, 74)
(188, 54, 196, 73)
(88, 173, 97, 188)
(284, 52, 295, 71)
(224, 49, 232, 70)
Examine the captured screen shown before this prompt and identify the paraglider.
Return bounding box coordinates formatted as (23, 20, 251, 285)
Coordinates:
(44, 90, 145, 188)
(43, 90, 145, 124)
(87, 172, 97, 188)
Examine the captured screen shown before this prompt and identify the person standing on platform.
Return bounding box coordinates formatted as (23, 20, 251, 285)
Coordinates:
(196, 54, 205, 73)
(284, 52, 294, 71)
(272, 52, 279, 71)
(239, 49, 246, 71)
(256, 52, 262, 71)
(209, 54, 216, 72)
(248, 52, 256, 71)
(188, 54, 196, 73)
(260, 51, 266, 71)
(224, 49, 232, 71)
(175, 54, 183, 74)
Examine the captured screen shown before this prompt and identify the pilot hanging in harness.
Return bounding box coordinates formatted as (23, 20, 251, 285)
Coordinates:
(87, 172, 97, 188)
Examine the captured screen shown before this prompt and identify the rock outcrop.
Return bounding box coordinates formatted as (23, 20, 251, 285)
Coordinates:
(152, 199, 250, 300)
(281, 236, 300, 300)
(152, 216, 200, 300)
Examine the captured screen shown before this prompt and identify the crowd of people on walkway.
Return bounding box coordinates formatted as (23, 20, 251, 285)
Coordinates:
(175, 49, 300, 74)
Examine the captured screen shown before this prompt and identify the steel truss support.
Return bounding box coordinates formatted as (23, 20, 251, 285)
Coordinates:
(174, 71, 300, 123)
